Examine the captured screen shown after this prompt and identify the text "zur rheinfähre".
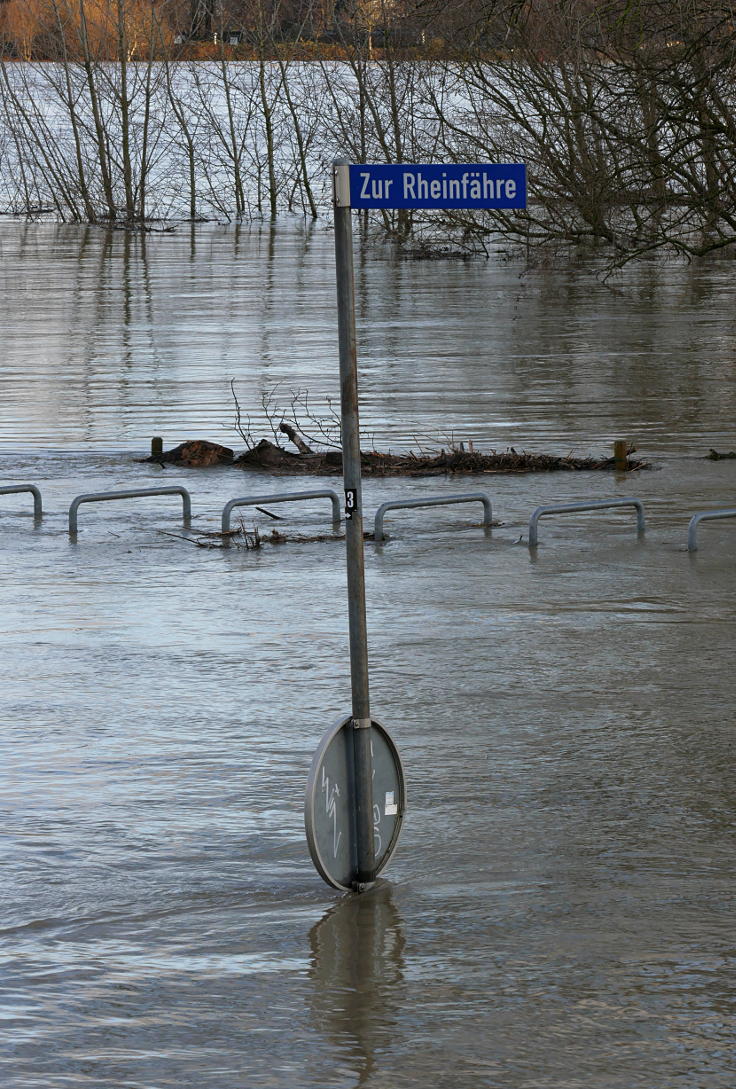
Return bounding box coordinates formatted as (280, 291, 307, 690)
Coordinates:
(348, 164, 527, 209)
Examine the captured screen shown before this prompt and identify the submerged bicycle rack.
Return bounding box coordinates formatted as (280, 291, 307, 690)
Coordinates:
(373, 493, 492, 542)
(528, 498, 646, 549)
(221, 489, 342, 537)
(687, 508, 736, 552)
(8, 478, 734, 560)
(69, 487, 192, 535)
(0, 484, 43, 521)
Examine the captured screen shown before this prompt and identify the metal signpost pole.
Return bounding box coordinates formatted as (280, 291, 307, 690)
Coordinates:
(332, 158, 375, 888)
(307, 159, 525, 893)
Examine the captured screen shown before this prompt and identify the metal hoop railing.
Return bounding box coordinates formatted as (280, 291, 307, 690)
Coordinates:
(528, 499, 646, 548)
(221, 490, 341, 536)
(687, 509, 736, 552)
(0, 484, 43, 521)
(373, 493, 492, 542)
(69, 487, 192, 535)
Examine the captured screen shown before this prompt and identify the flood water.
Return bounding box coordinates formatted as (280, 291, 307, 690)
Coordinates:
(1, 220, 735, 1088)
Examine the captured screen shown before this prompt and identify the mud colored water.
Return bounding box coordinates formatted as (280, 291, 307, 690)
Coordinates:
(1, 221, 735, 1088)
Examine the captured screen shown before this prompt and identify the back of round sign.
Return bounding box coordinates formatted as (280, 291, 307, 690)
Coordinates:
(305, 715, 406, 891)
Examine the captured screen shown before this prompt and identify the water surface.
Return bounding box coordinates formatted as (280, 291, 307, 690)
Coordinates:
(1, 222, 735, 1088)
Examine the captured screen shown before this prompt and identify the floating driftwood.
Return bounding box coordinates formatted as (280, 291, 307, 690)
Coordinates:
(147, 431, 647, 475)
(706, 448, 736, 460)
(160, 526, 346, 550)
(151, 439, 235, 467)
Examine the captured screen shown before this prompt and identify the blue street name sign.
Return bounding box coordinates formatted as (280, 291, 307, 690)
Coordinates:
(348, 163, 526, 210)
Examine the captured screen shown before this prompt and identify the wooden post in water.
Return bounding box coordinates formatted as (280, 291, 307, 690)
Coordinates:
(613, 440, 628, 471)
(151, 437, 163, 458)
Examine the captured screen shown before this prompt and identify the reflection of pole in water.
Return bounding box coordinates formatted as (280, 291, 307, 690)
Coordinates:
(308, 882, 404, 1086)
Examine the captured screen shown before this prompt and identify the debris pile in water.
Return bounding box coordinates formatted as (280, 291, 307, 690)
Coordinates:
(149, 433, 647, 475)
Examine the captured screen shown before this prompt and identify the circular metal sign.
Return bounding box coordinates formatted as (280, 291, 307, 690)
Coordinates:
(305, 715, 405, 891)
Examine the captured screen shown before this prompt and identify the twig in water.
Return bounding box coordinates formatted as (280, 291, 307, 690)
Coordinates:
(230, 378, 256, 450)
(158, 530, 203, 546)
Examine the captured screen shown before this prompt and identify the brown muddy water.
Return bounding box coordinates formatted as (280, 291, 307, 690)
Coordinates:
(1, 221, 735, 1089)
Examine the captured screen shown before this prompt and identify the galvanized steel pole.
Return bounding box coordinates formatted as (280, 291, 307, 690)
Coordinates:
(333, 158, 376, 888)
